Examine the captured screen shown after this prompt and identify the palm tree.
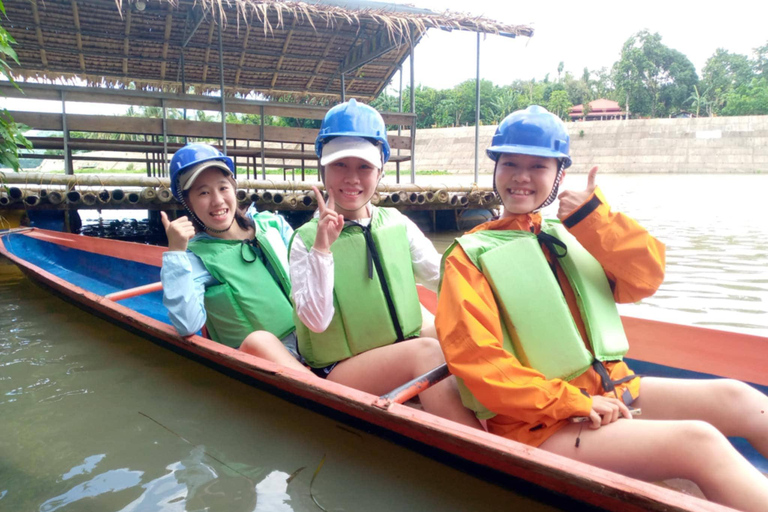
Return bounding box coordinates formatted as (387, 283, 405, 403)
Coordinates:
(686, 85, 710, 117)
(492, 89, 519, 122)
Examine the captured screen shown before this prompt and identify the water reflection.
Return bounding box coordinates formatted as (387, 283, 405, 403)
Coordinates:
(39, 468, 143, 511)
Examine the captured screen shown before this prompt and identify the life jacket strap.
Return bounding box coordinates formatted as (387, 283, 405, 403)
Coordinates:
(346, 220, 405, 342)
(537, 231, 568, 284)
(243, 238, 291, 302)
(591, 359, 639, 398)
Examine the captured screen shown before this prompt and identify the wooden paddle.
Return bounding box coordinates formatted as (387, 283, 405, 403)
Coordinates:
(380, 363, 450, 404)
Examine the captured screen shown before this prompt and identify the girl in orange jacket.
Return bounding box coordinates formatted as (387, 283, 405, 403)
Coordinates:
(436, 106, 768, 512)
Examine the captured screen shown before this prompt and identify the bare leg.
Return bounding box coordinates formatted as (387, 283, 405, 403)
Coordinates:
(540, 419, 768, 512)
(634, 377, 768, 456)
(327, 337, 481, 429)
(239, 330, 314, 376)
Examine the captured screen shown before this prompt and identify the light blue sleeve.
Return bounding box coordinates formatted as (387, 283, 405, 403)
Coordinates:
(275, 213, 294, 249)
(160, 250, 218, 336)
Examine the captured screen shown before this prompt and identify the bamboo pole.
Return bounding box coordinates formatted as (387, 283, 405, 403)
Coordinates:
(47, 190, 64, 205)
(66, 190, 81, 204)
(156, 188, 173, 202)
(81, 192, 98, 206)
(3, 174, 494, 194)
(111, 189, 126, 203)
(141, 187, 157, 201)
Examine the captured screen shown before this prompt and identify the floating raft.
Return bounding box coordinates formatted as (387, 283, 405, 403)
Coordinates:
(0, 174, 498, 211)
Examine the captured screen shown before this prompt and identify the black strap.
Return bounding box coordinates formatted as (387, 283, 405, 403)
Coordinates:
(592, 360, 639, 397)
(242, 238, 291, 302)
(563, 194, 601, 228)
(537, 231, 568, 284)
(346, 221, 405, 342)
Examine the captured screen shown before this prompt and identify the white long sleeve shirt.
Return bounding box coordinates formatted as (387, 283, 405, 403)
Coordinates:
(289, 205, 440, 333)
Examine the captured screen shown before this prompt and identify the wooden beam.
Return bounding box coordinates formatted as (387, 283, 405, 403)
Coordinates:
(123, 9, 132, 76)
(70, 0, 85, 72)
(270, 19, 296, 90)
(9, 111, 413, 147)
(16, 42, 386, 84)
(160, 6, 174, 82)
(234, 13, 252, 86)
(201, 21, 216, 84)
(30, 0, 48, 68)
(340, 29, 399, 74)
(305, 33, 337, 92)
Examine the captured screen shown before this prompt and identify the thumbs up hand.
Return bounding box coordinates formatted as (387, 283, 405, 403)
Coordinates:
(557, 166, 598, 220)
(161, 211, 196, 252)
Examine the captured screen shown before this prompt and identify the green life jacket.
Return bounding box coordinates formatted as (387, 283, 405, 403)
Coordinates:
(445, 220, 629, 419)
(188, 216, 294, 348)
(291, 207, 422, 368)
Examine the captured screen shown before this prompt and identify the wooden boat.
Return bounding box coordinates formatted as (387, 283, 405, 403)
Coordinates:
(1, 227, 766, 512)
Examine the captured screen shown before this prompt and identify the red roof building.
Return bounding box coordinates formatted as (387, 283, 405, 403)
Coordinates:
(570, 99, 627, 121)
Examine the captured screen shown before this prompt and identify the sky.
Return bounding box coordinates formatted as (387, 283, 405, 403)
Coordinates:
(390, 0, 768, 90)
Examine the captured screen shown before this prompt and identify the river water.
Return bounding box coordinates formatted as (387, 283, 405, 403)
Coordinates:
(1, 174, 766, 511)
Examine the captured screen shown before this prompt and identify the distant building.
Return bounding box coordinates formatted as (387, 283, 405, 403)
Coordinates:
(570, 99, 626, 121)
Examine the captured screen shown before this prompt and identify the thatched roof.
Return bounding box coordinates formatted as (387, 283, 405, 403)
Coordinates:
(4, 0, 533, 101)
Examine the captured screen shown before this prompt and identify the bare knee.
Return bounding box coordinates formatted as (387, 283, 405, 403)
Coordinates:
(714, 379, 760, 404)
(240, 330, 277, 355)
(410, 337, 446, 366)
(670, 421, 731, 477)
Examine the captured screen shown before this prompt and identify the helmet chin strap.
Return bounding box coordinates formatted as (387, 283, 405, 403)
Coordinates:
(532, 159, 565, 213)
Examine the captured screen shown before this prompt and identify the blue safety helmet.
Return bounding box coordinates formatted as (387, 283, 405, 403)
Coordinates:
(170, 143, 235, 202)
(487, 105, 572, 168)
(315, 99, 391, 164)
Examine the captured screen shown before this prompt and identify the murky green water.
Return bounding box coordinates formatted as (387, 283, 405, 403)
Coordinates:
(1, 173, 766, 511)
(0, 266, 559, 512)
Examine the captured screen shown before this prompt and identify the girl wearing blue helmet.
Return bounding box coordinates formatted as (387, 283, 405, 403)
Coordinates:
(288, 100, 480, 429)
(435, 106, 768, 510)
(160, 143, 312, 375)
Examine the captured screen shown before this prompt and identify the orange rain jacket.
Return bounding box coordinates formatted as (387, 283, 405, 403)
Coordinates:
(436, 187, 666, 447)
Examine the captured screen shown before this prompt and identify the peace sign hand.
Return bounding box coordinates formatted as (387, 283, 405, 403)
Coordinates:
(557, 166, 598, 220)
(312, 185, 344, 254)
(161, 211, 196, 252)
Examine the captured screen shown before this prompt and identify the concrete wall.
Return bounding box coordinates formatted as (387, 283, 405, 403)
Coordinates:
(407, 115, 768, 174)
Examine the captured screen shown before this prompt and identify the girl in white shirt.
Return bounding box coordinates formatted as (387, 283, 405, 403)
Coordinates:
(289, 100, 480, 429)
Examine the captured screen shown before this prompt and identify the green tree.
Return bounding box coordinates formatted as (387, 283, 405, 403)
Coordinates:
(701, 49, 753, 115)
(0, 0, 31, 171)
(612, 30, 699, 117)
(721, 78, 768, 116)
(491, 88, 519, 122)
(754, 42, 768, 80)
(547, 90, 573, 120)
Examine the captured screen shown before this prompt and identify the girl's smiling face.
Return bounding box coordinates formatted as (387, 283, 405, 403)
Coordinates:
(323, 156, 381, 220)
(495, 153, 563, 216)
(186, 167, 238, 232)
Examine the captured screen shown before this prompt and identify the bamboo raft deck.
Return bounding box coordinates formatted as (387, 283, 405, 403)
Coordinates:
(0, 173, 499, 212)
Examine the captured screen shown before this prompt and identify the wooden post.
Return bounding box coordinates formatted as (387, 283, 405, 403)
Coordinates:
(162, 98, 168, 176)
(409, 40, 416, 184)
(61, 91, 72, 175)
(218, 12, 227, 155)
(474, 32, 481, 184)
